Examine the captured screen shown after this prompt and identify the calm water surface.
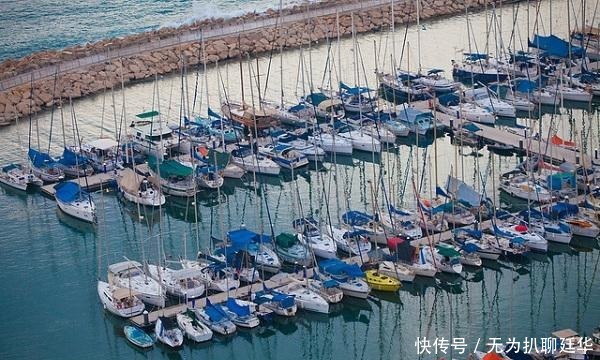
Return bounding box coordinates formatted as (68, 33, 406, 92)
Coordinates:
(0, 0, 599, 359)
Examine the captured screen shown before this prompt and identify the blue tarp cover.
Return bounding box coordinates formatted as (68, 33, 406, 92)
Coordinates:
(339, 82, 372, 95)
(547, 202, 579, 218)
(529, 34, 585, 58)
(28, 148, 57, 168)
(226, 298, 251, 317)
(59, 147, 88, 166)
(342, 211, 373, 226)
(205, 300, 227, 322)
(319, 259, 364, 277)
(54, 181, 86, 203)
(227, 228, 271, 247)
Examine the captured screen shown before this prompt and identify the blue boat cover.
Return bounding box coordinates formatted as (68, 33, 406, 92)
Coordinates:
(546, 172, 576, 191)
(59, 147, 88, 166)
(396, 105, 432, 124)
(205, 300, 227, 322)
(461, 243, 481, 253)
(454, 228, 482, 239)
(342, 211, 373, 226)
(226, 298, 251, 317)
(228, 228, 271, 247)
(463, 123, 481, 133)
(445, 175, 482, 208)
(28, 148, 57, 168)
(436, 186, 449, 198)
(307, 92, 329, 106)
(438, 93, 460, 106)
(322, 279, 340, 289)
(54, 181, 86, 203)
(288, 103, 310, 113)
(547, 202, 579, 219)
(319, 259, 364, 277)
(339, 82, 372, 95)
(529, 34, 585, 58)
(208, 107, 223, 119)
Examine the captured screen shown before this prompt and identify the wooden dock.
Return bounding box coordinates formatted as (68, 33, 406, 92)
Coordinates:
(40, 170, 119, 197)
(128, 255, 371, 327)
(411, 101, 594, 167)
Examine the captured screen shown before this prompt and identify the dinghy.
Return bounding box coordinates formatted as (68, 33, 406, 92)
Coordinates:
(124, 325, 154, 348)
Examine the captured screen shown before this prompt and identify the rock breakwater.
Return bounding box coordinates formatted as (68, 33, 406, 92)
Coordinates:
(0, 0, 494, 125)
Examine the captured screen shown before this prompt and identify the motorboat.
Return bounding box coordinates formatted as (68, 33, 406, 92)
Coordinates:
(155, 316, 184, 348)
(108, 260, 165, 307)
(97, 281, 145, 318)
(77, 138, 122, 172)
(0, 163, 43, 191)
(307, 132, 353, 155)
(176, 309, 213, 342)
(129, 110, 188, 159)
(54, 181, 97, 223)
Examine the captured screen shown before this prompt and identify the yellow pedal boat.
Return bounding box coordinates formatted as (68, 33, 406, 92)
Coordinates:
(364, 270, 401, 292)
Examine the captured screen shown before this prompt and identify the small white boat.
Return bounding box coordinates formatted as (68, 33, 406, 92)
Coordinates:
(258, 144, 309, 170)
(155, 316, 184, 348)
(273, 132, 326, 162)
(108, 260, 165, 307)
(117, 168, 165, 207)
(176, 310, 213, 342)
(463, 87, 516, 117)
(97, 281, 145, 318)
(378, 261, 416, 282)
(437, 94, 496, 125)
(500, 175, 554, 203)
(279, 282, 329, 314)
(54, 181, 97, 223)
(421, 245, 462, 274)
(124, 325, 154, 348)
(231, 147, 281, 176)
(0, 163, 43, 191)
(146, 264, 207, 300)
(192, 304, 237, 335)
(307, 132, 353, 155)
(545, 84, 593, 102)
(181, 260, 239, 293)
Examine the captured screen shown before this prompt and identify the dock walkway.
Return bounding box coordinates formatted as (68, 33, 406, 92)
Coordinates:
(40, 170, 118, 197)
(411, 101, 593, 167)
(129, 256, 367, 327)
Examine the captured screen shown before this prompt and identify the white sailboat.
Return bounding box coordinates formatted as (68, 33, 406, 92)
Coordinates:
(278, 282, 329, 314)
(117, 168, 165, 207)
(0, 163, 43, 191)
(108, 260, 165, 307)
(54, 181, 97, 223)
(176, 310, 213, 342)
(97, 281, 145, 318)
(146, 264, 207, 300)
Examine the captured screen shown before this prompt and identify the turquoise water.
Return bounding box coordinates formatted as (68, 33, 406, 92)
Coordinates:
(1, 0, 599, 359)
(0, 0, 302, 61)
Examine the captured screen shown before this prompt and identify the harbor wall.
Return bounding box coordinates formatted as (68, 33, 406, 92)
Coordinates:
(0, 0, 493, 125)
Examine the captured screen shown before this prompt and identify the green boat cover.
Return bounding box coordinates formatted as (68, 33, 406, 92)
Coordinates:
(136, 110, 160, 119)
(276, 233, 297, 249)
(148, 157, 193, 177)
(436, 244, 461, 258)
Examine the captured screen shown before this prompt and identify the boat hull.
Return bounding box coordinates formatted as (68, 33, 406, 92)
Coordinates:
(56, 199, 96, 223)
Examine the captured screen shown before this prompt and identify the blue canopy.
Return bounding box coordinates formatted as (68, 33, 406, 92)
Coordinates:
(462, 243, 481, 253)
(288, 102, 310, 113)
(342, 229, 371, 238)
(58, 147, 88, 166)
(28, 148, 58, 168)
(514, 79, 538, 93)
(207, 107, 223, 119)
(388, 205, 411, 216)
(463, 123, 481, 133)
(339, 82, 372, 95)
(529, 34, 585, 58)
(322, 279, 340, 289)
(226, 298, 251, 317)
(547, 202, 579, 219)
(454, 228, 482, 239)
(54, 181, 87, 203)
(436, 186, 449, 198)
(396, 104, 433, 124)
(438, 93, 460, 107)
(319, 259, 364, 278)
(306, 92, 329, 106)
(427, 68, 445, 74)
(342, 211, 373, 226)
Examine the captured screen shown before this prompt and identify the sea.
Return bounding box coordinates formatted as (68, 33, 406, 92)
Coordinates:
(0, 0, 598, 359)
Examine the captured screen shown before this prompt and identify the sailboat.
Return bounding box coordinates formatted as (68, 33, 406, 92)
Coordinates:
(327, 226, 372, 256)
(176, 309, 213, 342)
(155, 316, 184, 348)
(318, 259, 370, 299)
(54, 181, 97, 223)
(274, 232, 313, 267)
(117, 168, 165, 207)
(0, 163, 43, 191)
(222, 298, 260, 328)
(225, 228, 281, 273)
(147, 156, 197, 197)
(257, 144, 309, 170)
(230, 146, 281, 176)
(107, 260, 165, 307)
(28, 148, 64, 183)
(278, 281, 329, 314)
(192, 301, 237, 335)
(97, 281, 145, 318)
(57, 147, 94, 178)
(251, 288, 297, 316)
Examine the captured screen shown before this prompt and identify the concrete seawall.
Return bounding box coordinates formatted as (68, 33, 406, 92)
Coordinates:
(0, 0, 493, 125)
